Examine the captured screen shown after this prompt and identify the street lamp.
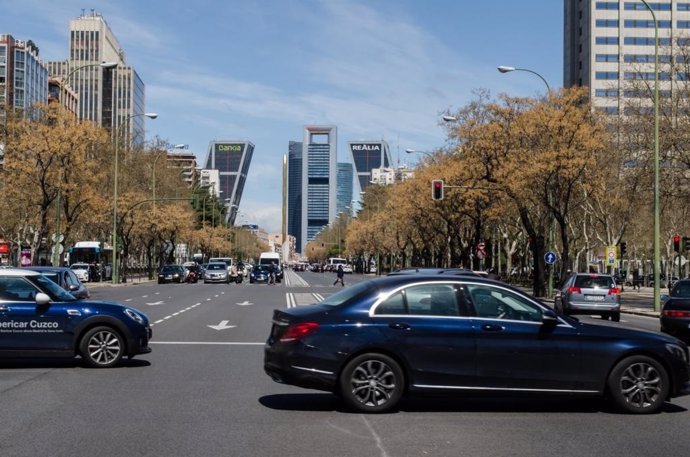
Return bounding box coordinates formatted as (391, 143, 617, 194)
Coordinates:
(639, 0, 661, 311)
(52, 61, 118, 267)
(498, 64, 553, 298)
(112, 112, 158, 284)
(405, 148, 437, 163)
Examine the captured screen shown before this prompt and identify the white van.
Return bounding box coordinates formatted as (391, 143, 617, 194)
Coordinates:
(258, 252, 283, 282)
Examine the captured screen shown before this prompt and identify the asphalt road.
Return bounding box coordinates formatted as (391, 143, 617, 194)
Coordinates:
(1, 271, 690, 457)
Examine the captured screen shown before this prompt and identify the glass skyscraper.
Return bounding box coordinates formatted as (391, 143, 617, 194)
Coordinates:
(287, 141, 303, 253)
(348, 140, 392, 193)
(301, 125, 337, 253)
(204, 140, 254, 225)
(337, 162, 353, 216)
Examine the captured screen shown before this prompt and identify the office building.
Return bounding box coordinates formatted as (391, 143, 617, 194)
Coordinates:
(348, 140, 392, 193)
(287, 141, 303, 253)
(203, 140, 254, 225)
(167, 150, 197, 187)
(47, 11, 146, 145)
(564, 0, 690, 113)
(301, 125, 337, 253)
(336, 162, 354, 216)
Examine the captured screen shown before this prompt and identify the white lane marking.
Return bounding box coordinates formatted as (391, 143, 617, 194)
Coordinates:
(150, 302, 202, 327)
(286, 294, 292, 309)
(150, 341, 264, 345)
(125, 299, 132, 302)
(155, 292, 160, 295)
(146, 301, 165, 306)
(142, 295, 148, 298)
(361, 416, 390, 457)
(313, 293, 324, 302)
(236, 300, 253, 306)
(207, 320, 236, 331)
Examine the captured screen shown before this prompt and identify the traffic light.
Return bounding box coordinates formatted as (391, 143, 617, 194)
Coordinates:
(674, 235, 681, 252)
(431, 180, 444, 200)
(619, 242, 627, 257)
(684, 236, 690, 251)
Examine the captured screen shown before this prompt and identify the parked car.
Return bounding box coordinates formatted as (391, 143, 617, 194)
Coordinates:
(661, 279, 690, 343)
(203, 262, 230, 284)
(554, 273, 621, 321)
(157, 265, 185, 284)
(264, 274, 690, 414)
(0, 268, 151, 367)
(70, 263, 90, 282)
(22, 266, 90, 299)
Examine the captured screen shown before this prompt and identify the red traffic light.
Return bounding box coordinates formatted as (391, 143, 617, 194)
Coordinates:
(431, 180, 444, 200)
(674, 235, 680, 243)
(674, 235, 681, 252)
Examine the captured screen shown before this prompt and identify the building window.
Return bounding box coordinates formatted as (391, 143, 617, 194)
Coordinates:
(624, 71, 671, 80)
(595, 89, 619, 97)
(598, 106, 619, 114)
(680, 4, 690, 11)
(625, 2, 671, 10)
(679, 21, 690, 28)
(624, 54, 671, 63)
(596, 19, 619, 27)
(624, 20, 671, 28)
(596, 71, 619, 80)
(624, 37, 671, 46)
(596, 54, 619, 62)
(596, 2, 619, 9)
(596, 37, 620, 45)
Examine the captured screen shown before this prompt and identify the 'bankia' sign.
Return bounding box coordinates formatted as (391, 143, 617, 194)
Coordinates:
(350, 143, 381, 152)
(215, 143, 244, 153)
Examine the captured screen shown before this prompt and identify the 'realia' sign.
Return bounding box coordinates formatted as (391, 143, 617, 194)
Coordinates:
(0, 242, 9, 255)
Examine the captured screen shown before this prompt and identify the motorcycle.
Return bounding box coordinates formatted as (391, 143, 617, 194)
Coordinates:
(186, 269, 199, 283)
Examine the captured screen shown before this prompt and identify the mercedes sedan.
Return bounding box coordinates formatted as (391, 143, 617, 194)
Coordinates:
(265, 275, 690, 414)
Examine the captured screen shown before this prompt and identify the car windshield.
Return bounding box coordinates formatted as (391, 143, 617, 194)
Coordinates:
(672, 283, 690, 298)
(574, 275, 614, 289)
(319, 281, 375, 307)
(161, 266, 177, 273)
(207, 263, 226, 271)
(28, 275, 76, 302)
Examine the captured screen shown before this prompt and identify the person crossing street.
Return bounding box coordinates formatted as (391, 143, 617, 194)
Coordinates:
(333, 264, 345, 287)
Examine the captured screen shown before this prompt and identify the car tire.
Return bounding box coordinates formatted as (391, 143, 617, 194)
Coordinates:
(79, 326, 124, 368)
(607, 355, 669, 414)
(339, 353, 404, 413)
(611, 312, 620, 322)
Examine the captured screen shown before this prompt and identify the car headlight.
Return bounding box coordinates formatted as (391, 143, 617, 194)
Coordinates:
(666, 343, 688, 363)
(124, 308, 145, 324)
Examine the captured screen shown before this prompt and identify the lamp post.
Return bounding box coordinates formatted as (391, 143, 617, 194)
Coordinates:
(52, 61, 118, 267)
(405, 148, 437, 164)
(640, 0, 661, 311)
(498, 64, 553, 298)
(112, 112, 158, 284)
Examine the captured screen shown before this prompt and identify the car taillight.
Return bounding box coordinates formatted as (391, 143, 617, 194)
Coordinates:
(662, 310, 690, 318)
(567, 286, 581, 294)
(279, 322, 320, 342)
(608, 287, 621, 295)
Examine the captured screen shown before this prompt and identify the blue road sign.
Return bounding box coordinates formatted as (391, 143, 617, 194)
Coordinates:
(544, 251, 557, 265)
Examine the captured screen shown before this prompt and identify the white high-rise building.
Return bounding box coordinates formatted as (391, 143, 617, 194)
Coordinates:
(565, 1, 690, 113)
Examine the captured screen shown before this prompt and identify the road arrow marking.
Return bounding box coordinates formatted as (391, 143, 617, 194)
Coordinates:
(236, 301, 253, 306)
(207, 320, 236, 331)
(146, 301, 165, 306)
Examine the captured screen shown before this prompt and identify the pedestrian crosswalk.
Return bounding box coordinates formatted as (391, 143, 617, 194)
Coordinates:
(286, 292, 325, 308)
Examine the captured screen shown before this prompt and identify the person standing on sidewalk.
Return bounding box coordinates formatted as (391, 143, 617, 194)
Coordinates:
(632, 270, 640, 291)
(333, 264, 345, 287)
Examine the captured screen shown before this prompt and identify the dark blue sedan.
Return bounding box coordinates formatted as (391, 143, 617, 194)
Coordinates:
(265, 275, 690, 414)
(0, 269, 151, 367)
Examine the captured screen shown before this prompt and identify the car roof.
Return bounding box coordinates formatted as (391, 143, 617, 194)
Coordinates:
(23, 266, 70, 272)
(388, 267, 481, 277)
(0, 268, 40, 277)
(371, 273, 511, 292)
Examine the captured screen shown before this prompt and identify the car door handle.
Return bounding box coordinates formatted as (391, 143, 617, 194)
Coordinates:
(482, 324, 504, 332)
(389, 323, 410, 330)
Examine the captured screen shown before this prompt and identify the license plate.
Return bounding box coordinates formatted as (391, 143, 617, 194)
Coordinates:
(166, 275, 172, 279)
(584, 295, 605, 301)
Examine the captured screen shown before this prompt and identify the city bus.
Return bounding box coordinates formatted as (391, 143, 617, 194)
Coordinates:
(66, 241, 113, 280)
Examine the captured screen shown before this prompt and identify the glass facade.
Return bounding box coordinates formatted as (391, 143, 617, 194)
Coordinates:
(337, 163, 353, 216)
(287, 141, 303, 252)
(204, 141, 254, 225)
(348, 141, 392, 193)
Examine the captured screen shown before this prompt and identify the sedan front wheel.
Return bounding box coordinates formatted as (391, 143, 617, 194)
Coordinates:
(79, 326, 124, 368)
(607, 355, 669, 414)
(339, 353, 404, 413)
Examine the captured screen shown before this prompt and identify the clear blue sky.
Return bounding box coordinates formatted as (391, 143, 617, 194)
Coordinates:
(3, 0, 563, 233)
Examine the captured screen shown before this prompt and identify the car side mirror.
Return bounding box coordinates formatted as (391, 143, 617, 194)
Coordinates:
(541, 309, 560, 328)
(69, 284, 79, 291)
(35, 292, 51, 306)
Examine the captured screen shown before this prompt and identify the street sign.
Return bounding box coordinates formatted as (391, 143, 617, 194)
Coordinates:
(544, 251, 557, 265)
(476, 241, 486, 260)
(606, 245, 617, 267)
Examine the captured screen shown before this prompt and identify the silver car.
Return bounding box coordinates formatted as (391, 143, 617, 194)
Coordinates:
(203, 262, 230, 284)
(554, 273, 621, 321)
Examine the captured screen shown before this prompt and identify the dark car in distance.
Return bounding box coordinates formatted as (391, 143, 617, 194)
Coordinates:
(265, 275, 690, 414)
(0, 269, 151, 367)
(661, 279, 690, 343)
(250, 265, 271, 284)
(22, 266, 90, 299)
(158, 265, 185, 284)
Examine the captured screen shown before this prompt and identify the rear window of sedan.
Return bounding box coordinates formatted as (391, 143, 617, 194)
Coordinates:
(206, 263, 226, 271)
(671, 282, 690, 297)
(320, 281, 375, 307)
(574, 275, 614, 289)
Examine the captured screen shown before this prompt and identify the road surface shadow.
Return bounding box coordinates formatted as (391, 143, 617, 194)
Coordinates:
(0, 357, 151, 370)
(259, 392, 687, 415)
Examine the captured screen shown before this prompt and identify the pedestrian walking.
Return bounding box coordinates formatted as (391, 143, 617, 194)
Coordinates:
(632, 270, 640, 291)
(333, 264, 345, 287)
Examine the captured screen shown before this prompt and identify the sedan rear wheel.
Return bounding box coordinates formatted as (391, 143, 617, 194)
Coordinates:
(80, 326, 124, 368)
(607, 355, 669, 414)
(339, 353, 404, 413)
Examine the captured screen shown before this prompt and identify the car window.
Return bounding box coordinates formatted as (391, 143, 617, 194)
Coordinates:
(672, 283, 690, 298)
(207, 264, 225, 271)
(320, 281, 373, 307)
(0, 277, 39, 301)
(574, 275, 614, 289)
(65, 271, 81, 288)
(467, 284, 542, 322)
(375, 284, 464, 317)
